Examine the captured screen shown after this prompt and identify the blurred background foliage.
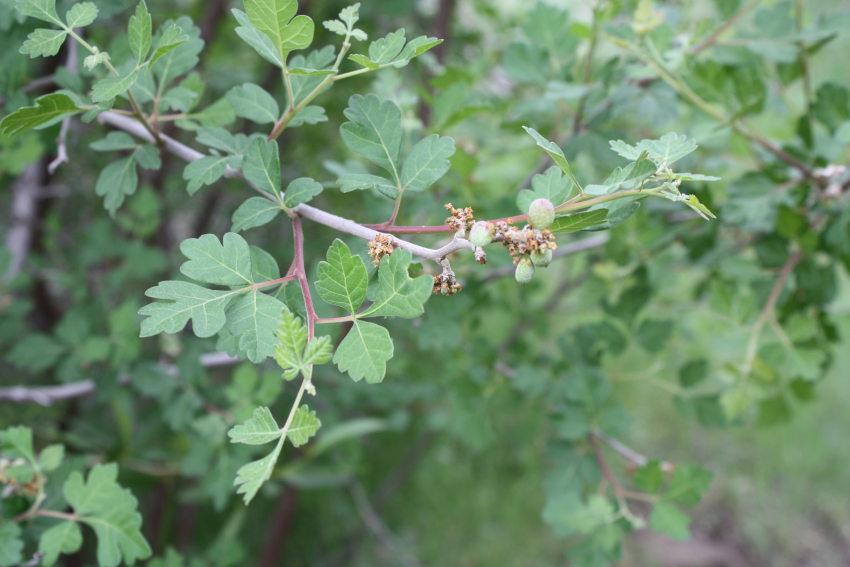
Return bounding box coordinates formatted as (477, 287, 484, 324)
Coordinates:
(2, 0, 850, 565)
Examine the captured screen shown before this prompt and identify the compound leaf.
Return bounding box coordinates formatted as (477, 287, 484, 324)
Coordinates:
(232, 8, 283, 68)
(139, 281, 234, 337)
(243, 0, 313, 61)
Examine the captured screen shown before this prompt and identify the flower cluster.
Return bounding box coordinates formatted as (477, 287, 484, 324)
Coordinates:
(444, 202, 475, 233)
(367, 234, 395, 265)
(494, 221, 557, 264)
(433, 266, 463, 296)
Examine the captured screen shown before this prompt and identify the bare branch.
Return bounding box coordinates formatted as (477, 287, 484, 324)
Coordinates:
(47, 37, 78, 174)
(4, 162, 43, 282)
(0, 351, 239, 405)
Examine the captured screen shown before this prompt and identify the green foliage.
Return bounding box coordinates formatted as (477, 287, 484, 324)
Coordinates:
(2, 0, 849, 564)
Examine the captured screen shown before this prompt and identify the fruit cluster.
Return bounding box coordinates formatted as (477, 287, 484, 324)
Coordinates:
(367, 234, 395, 265)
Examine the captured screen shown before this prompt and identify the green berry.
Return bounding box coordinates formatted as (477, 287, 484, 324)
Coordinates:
(468, 221, 493, 248)
(530, 248, 553, 267)
(527, 198, 555, 229)
(514, 258, 534, 284)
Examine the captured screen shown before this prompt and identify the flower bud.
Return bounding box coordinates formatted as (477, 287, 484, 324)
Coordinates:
(468, 221, 494, 248)
(514, 258, 534, 284)
(527, 198, 555, 229)
(530, 248, 553, 267)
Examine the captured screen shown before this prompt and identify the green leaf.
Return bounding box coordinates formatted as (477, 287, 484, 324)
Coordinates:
(64, 2, 97, 27)
(609, 132, 697, 167)
(226, 83, 279, 124)
(232, 197, 282, 231)
(224, 291, 286, 362)
(0, 426, 35, 461)
(38, 521, 82, 566)
(149, 21, 188, 66)
(228, 406, 280, 445)
(133, 144, 161, 169)
(15, 0, 61, 25)
(338, 173, 398, 197)
(650, 502, 691, 541)
(333, 320, 393, 383)
(95, 157, 138, 215)
(128, 1, 151, 65)
(522, 126, 574, 178)
(516, 166, 576, 212)
(340, 94, 402, 178)
(19, 28, 67, 57)
(0, 93, 83, 135)
(243, 0, 314, 60)
(183, 155, 233, 195)
(62, 463, 152, 566)
(283, 176, 322, 207)
(361, 249, 432, 318)
(138, 281, 234, 337)
(273, 310, 333, 379)
(401, 134, 455, 192)
(196, 126, 250, 155)
(350, 29, 440, 68)
(39, 444, 64, 471)
(91, 69, 141, 103)
(665, 465, 713, 507)
(242, 138, 281, 197)
(315, 239, 368, 313)
(287, 405, 320, 447)
(152, 17, 202, 85)
(232, 8, 283, 68)
(368, 28, 405, 63)
(0, 523, 24, 566)
(233, 437, 283, 504)
(179, 232, 253, 286)
(7, 333, 65, 372)
(91, 131, 137, 151)
(550, 210, 608, 233)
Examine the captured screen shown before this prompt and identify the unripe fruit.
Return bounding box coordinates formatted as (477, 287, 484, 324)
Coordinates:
(530, 248, 553, 267)
(527, 198, 555, 229)
(468, 221, 493, 248)
(514, 258, 534, 284)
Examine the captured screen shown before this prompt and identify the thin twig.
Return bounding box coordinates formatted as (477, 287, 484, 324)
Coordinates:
(742, 250, 804, 374)
(47, 38, 78, 174)
(349, 481, 421, 567)
(690, 0, 761, 55)
(4, 162, 43, 283)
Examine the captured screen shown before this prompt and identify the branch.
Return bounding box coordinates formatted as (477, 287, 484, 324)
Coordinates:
(4, 162, 43, 283)
(0, 352, 239, 405)
(97, 111, 476, 263)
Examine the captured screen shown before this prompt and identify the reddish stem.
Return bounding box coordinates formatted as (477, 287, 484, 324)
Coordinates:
(252, 275, 297, 290)
(291, 216, 317, 339)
